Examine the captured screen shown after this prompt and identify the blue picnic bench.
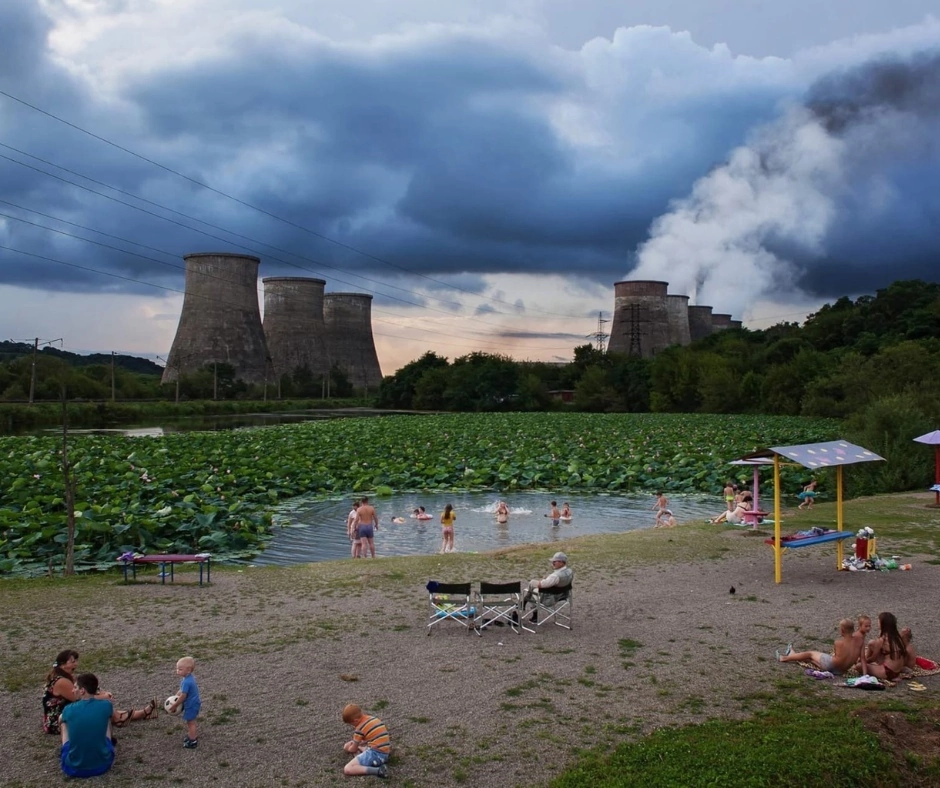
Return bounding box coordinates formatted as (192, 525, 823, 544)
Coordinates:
(764, 531, 854, 549)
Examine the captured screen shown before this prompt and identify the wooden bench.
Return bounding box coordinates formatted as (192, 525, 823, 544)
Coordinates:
(118, 554, 211, 585)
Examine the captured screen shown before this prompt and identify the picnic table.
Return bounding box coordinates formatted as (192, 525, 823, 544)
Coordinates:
(118, 554, 211, 585)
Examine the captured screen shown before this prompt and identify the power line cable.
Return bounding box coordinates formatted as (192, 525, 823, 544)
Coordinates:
(0, 147, 593, 332)
(0, 91, 593, 319)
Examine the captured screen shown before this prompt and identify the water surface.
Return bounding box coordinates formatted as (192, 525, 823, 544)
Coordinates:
(252, 491, 720, 566)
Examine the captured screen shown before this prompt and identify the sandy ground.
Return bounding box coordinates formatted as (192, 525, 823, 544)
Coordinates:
(2, 519, 938, 787)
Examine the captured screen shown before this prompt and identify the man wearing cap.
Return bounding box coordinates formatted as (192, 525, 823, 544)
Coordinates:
(521, 551, 573, 609)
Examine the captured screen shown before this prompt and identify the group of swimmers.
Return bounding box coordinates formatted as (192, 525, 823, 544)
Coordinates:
(777, 612, 922, 680)
(348, 499, 575, 557)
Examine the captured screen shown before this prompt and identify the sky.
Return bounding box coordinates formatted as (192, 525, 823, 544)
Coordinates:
(1, 0, 939, 374)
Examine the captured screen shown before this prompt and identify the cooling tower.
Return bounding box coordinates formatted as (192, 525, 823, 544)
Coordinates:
(323, 293, 383, 389)
(262, 277, 330, 379)
(665, 294, 691, 347)
(607, 281, 670, 358)
(688, 305, 714, 342)
(711, 313, 733, 331)
(729, 319, 743, 329)
(163, 253, 270, 384)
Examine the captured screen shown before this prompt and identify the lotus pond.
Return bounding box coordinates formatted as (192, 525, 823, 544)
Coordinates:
(0, 412, 838, 577)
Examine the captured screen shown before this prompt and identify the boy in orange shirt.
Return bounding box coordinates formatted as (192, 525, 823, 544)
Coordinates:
(342, 704, 391, 779)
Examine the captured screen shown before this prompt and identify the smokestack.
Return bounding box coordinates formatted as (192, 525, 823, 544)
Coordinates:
(688, 305, 714, 342)
(607, 280, 670, 358)
(665, 294, 691, 347)
(323, 293, 383, 389)
(163, 252, 269, 384)
(711, 313, 733, 331)
(262, 277, 330, 380)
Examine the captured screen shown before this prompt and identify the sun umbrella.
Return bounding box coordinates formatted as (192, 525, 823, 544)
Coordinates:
(913, 430, 940, 505)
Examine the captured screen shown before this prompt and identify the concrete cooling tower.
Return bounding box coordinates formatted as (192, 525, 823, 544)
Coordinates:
(729, 319, 743, 329)
(323, 293, 383, 389)
(711, 313, 733, 331)
(607, 280, 671, 358)
(262, 277, 330, 379)
(665, 294, 691, 347)
(163, 253, 270, 384)
(688, 305, 715, 342)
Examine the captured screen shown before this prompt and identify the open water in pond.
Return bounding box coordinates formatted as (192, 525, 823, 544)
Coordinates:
(251, 491, 721, 566)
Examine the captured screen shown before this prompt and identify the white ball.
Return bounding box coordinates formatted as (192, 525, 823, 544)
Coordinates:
(164, 695, 181, 715)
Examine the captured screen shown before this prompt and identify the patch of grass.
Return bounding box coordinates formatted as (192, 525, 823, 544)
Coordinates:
(551, 703, 895, 787)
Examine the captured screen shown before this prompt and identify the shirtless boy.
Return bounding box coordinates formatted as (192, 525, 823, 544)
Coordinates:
(777, 618, 864, 675)
(355, 497, 379, 559)
(544, 501, 561, 526)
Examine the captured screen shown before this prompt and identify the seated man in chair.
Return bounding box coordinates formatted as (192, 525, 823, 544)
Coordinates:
(521, 552, 573, 617)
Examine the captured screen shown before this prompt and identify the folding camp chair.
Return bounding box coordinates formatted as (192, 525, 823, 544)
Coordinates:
(475, 581, 523, 634)
(426, 581, 477, 636)
(520, 583, 572, 632)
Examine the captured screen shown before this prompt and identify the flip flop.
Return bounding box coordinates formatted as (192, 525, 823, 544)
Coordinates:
(908, 682, 927, 692)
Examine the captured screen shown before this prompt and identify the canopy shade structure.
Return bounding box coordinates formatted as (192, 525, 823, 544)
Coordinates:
(913, 430, 940, 506)
(735, 440, 885, 583)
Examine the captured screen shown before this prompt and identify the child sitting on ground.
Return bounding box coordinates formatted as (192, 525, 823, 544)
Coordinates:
(342, 704, 391, 779)
(777, 618, 864, 676)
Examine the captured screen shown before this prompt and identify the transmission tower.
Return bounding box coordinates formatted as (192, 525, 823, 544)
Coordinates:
(586, 311, 610, 353)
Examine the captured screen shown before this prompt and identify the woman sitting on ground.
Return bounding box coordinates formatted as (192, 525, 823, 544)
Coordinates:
(711, 498, 750, 524)
(863, 612, 908, 681)
(43, 649, 157, 735)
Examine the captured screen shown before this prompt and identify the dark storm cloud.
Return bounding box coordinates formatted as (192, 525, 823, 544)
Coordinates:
(2, 1, 940, 310)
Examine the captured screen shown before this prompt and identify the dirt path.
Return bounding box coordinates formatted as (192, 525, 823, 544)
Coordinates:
(2, 518, 938, 787)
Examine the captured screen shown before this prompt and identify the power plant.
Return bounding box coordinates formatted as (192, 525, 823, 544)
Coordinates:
(163, 254, 383, 390)
(607, 280, 741, 357)
(324, 293, 383, 389)
(162, 253, 271, 385)
(162, 253, 739, 386)
(262, 277, 330, 380)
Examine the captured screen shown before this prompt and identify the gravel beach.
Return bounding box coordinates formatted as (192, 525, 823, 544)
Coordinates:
(3, 498, 938, 787)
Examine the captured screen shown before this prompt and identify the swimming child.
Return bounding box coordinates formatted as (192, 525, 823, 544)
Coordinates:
(544, 501, 561, 526)
(560, 502, 572, 521)
(413, 506, 433, 521)
(495, 501, 509, 524)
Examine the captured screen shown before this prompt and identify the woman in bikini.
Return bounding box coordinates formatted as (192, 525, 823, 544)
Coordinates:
(863, 612, 908, 681)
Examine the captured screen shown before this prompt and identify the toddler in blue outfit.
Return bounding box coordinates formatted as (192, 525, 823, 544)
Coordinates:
(168, 656, 201, 749)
